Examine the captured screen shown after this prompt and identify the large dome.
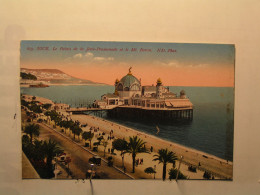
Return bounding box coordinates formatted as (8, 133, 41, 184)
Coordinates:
(120, 74, 140, 88)
(117, 68, 141, 91)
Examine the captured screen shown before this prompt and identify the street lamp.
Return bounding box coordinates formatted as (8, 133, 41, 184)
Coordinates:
(90, 163, 95, 181)
(154, 165, 156, 179)
(176, 156, 183, 182)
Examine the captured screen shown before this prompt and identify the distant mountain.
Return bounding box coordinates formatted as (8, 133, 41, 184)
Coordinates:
(20, 68, 102, 85)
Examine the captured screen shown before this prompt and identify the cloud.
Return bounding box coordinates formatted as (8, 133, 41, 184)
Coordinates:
(85, 52, 94, 58)
(154, 60, 209, 68)
(93, 56, 114, 62)
(73, 53, 83, 59)
(154, 60, 180, 68)
(64, 52, 114, 64)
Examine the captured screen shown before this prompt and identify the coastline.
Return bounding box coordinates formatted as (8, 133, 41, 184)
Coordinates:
(70, 113, 232, 179)
(20, 83, 111, 88)
(22, 94, 233, 179)
(102, 116, 232, 164)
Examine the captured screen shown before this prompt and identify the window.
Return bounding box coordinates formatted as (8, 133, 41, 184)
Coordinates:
(131, 84, 140, 91)
(117, 84, 123, 91)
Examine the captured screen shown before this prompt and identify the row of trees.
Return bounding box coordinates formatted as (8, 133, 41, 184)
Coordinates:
(25, 105, 187, 180)
(45, 110, 84, 141)
(22, 99, 43, 113)
(22, 123, 63, 178)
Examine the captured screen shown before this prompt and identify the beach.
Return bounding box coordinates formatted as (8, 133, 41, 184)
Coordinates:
(22, 94, 232, 179)
(69, 113, 232, 179)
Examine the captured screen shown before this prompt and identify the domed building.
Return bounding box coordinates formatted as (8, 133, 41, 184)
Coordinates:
(94, 67, 193, 121)
(115, 67, 142, 104)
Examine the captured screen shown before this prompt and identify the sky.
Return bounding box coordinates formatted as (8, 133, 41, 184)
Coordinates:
(20, 41, 235, 87)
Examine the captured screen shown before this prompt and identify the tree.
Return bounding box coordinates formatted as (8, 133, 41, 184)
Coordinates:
(43, 103, 52, 110)
(112, 138, 128, 168)
(203, 171, 211, 179)
(125, 136, 148, 173)
(43, 139, 63, 177)
(61, 120, 74, 134)
(82, 131, 94, 149)
(101, 139, 108, 157)
(32, 139, 45, 162)
(144, 167, 157, 179)
(70, 125, 77, 140)
(168, 168, 187, 180)
(75, 127, 83, 141)
(153, 148, 177, 180)
(24, 123, 40, 143)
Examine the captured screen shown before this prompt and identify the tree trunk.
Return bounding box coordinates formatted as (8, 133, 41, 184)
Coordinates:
(89, 140, 92, 149)
(132, 154, 136, 173)
(122, 154, 125, 168)
(163, 163, 166, 180)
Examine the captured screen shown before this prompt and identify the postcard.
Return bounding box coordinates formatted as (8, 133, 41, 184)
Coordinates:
(20, 41, 234, 180)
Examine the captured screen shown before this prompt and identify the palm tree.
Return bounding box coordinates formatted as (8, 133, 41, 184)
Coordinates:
(43, 139, 63, 176)
(144, 167, 157, 179)
(112, 138, 128, 168)
(125, 136, 148, 173)
(75, 127, 83, 141)
(153, 148, 177, 180)
(24, 123, 40, 143)
(32, 139, 45, 161)
(82, 131, 94, 148)
(70, 125, 78, 140)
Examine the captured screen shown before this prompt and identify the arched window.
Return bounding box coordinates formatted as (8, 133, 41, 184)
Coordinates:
(117, 83, 123, 91)
(131, 84, 140, 91)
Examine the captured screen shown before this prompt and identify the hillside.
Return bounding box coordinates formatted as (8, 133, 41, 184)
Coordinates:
(20, 68, 100, 85)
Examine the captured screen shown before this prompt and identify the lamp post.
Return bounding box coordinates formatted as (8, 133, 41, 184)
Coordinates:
(90, 163, 95, 181)
(176, 156, 183, 182)
(154, 165, 156, 179)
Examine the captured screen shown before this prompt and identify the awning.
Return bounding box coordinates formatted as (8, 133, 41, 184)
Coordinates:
(169, 100, 193, 107)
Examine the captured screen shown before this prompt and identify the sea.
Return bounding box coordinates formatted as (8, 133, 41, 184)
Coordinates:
(20, 85, 234, 161)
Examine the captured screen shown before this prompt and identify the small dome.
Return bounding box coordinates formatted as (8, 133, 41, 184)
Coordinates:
(180, 90, 186, 95)
(157, 78, 162, 85)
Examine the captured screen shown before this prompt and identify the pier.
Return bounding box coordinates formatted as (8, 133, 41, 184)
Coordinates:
(67, 105, 193, 121)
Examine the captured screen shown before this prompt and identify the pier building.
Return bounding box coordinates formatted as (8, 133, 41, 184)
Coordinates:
(93, 67, 193, 120)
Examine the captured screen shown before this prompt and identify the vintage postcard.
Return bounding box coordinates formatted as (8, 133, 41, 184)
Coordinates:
(20, 41, 234, 180)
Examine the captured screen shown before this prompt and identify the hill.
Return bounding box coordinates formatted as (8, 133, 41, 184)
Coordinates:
(20, 68, 101, 85)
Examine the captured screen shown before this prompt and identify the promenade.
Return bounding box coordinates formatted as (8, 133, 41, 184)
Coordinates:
(21, 94, 232, 180)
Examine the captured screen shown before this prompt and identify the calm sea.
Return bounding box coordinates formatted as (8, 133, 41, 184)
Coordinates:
(20, 85, 234, 161)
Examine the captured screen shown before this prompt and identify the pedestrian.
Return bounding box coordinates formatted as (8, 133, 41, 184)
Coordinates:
(141, 158, 143, 165)
(150, 146, 153, 152)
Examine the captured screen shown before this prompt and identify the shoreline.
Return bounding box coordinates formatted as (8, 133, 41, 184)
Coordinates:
(21, 94, 233, 179)
(20, 83, 111, 88)
(70, 113, 232, 179)
(95, 115, 232, 164)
